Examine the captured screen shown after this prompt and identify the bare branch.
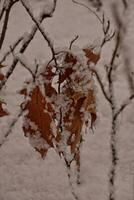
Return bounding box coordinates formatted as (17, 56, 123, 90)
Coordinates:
(114, 93, 134, 120)
(11, 52, 35, 79)
(69, 35, 79, 50)
(72, 0, 103, 24)
(72, 0, 115, 48)
(101, 14, 115, 48)
(108, 31, 120, 93)
(92, 69, 112, 104)
(122, 0, 128, 9)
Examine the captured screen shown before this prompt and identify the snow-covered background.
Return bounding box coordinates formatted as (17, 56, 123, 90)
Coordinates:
(0, 0, 134, 200)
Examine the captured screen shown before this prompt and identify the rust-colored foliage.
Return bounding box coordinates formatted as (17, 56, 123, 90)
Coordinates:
(0, 73, 8, 117)
(0, 101, 8, 117)
(21, 66, 57, 158)
(0, 73, 4, 81)
(83, 48, 100, 64)
(22, 86, 54, 157)
(21, 47, 100, 165)
(56, 49, 98, 165)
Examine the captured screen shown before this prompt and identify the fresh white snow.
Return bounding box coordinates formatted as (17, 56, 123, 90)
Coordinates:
(0, 0, 134, 200)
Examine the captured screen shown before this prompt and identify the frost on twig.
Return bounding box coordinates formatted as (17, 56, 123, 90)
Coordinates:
(0, 0, 57, 90)
(0, 109, 23, 148)
(91, 1, 134, 200)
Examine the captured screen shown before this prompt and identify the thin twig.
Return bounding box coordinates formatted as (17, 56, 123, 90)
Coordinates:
(92, 69, 112, 104)
(72, 0, 115, 48)
(114, 93, 134, 120)
(0, 1, 17, 50)
(0, 109, 23, 148)
(101, 12, 116, 47)
(69, 35, 79, 50)
(122, 0, 128, 9)
(72, 0, 102, 24)
(108, 31, 120, 93)
(34, 59, 39, 76)
(101, 30, 115, 47)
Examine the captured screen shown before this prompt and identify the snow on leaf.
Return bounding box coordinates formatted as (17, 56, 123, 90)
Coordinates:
(20, 46, 100, 165)
(22, 85, 55, 157)
(20, 67, 57, 158)
(55, 47, 99, 165)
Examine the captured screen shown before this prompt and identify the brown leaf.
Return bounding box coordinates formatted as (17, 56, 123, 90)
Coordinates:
(22, 85, 56, 157)
(64, 53, 77, 65)
(0, 73, 4, 81)
(0, 101, 8, 117)
(56, 48, 98, 165)
(20, 46, 99, 166)
(59, 67, 73, 83)
(83, 48, 100, 64)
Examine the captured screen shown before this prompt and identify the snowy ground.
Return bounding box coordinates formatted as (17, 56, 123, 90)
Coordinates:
(0, 0, 134, 200)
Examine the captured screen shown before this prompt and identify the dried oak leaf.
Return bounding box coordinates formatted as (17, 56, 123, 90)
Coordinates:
(21, 67, 57, 158)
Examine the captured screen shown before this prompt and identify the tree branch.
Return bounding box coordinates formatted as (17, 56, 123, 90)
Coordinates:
(0, 0, 19, 50)
(20, 0, 58, 68)
(0, 0, 57, 90)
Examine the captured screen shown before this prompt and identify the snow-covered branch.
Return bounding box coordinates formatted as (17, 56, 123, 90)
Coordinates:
(20, 0, 58, 68)
(0, 0, 57, 90)
(0, 0, 19, 50)
(0, 109, 23, 148)
(0, 36, 23, 64)
(92, 2, 134, 200)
